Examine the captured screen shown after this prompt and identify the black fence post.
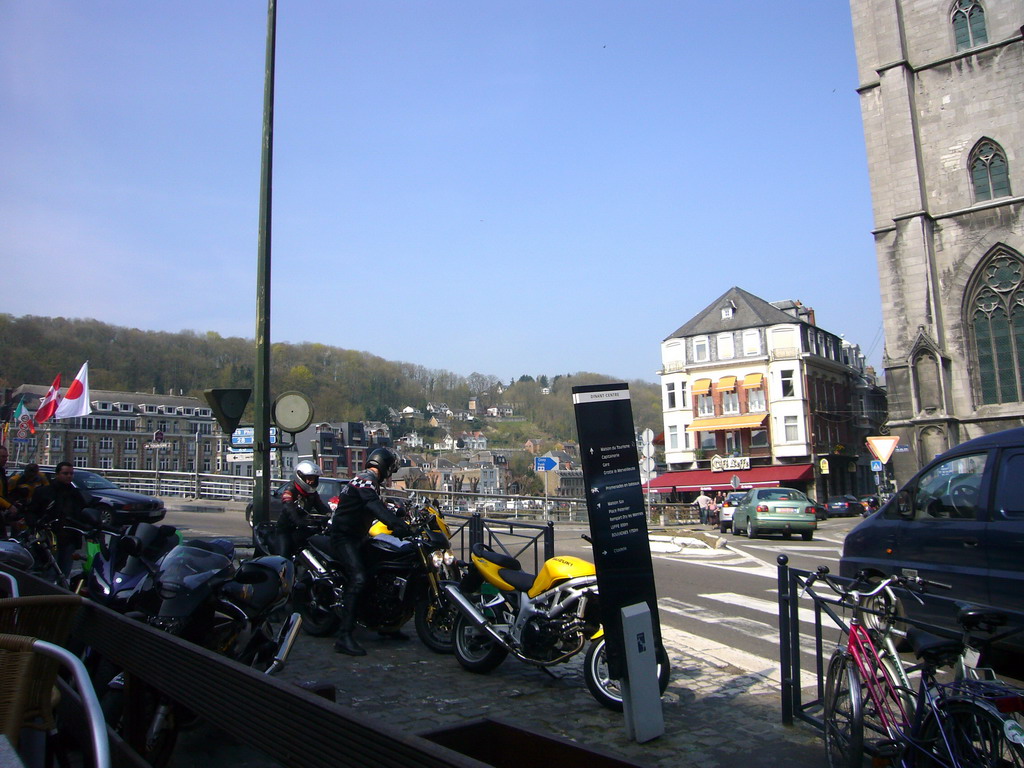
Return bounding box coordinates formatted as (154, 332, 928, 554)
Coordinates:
(544, 521, 555, 562)
(469, 513, 483, 549)
(777, 554, 794, 726)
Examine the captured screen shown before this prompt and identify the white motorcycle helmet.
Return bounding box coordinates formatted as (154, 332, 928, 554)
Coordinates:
(294, 460, 323, 494)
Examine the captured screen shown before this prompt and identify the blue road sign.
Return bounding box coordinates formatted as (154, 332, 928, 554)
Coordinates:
(231, 427, 278, 447)
(870, 459, 883, 473)
(534, 456, 558, 472)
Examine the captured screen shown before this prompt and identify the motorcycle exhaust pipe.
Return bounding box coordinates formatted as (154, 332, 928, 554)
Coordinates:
(443, 583, 509, 648)
(300, 549, 329, 576)
(265, 611, 303, 676)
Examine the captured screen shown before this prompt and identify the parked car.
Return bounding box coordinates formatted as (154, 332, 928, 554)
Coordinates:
(825, 494, 863, 517)
(718, 492, 747, 533)
(807, 497, 829, 521)
(244, 476, 348, 525)
(41, 468, 167, 527)
(841, 426, 1024, 666)
(731, 488, 817, 540)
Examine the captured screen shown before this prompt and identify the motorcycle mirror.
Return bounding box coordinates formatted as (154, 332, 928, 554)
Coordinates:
(119, 535, 144, 557)
(77, 507, 104, 531)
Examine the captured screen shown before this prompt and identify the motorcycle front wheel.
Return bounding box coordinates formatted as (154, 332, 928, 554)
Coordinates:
(414, 590, 458, 654)
(452, 613, 508, 673)
(584, 637, 671, 712)
(294, 575, 340, 637)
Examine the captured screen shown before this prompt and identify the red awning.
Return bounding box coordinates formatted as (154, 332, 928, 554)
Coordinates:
(643, 473, 679, 493)
(643, 464, 814, 493)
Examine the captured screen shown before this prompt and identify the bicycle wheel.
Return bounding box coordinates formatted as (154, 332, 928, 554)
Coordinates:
(920, 697, 1024, 767)
(824, 650, 864, 768)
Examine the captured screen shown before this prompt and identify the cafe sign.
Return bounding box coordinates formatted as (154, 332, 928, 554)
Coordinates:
(711, 455, 750, 472)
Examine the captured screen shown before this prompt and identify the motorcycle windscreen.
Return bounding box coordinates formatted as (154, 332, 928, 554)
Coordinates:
(155, 545, 233, 617)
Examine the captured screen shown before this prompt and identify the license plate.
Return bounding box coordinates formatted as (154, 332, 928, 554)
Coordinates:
(776, 507, 795, 513)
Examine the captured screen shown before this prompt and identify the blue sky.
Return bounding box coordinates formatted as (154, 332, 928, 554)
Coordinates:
(1, 1, 883, 384)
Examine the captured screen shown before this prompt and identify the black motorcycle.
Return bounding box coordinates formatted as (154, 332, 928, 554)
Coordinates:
(291, 501, 461, 653)
(103, 539, 302, 767)
(81, 521, 181, 612)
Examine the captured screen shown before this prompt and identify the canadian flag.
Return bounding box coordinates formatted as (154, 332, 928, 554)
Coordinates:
(35, 374, 62, 425)
(55, 362, 92, 420)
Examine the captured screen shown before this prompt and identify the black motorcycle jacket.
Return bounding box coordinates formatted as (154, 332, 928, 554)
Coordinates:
(277, 482, 330, 533)
(329, 470, 405, 538)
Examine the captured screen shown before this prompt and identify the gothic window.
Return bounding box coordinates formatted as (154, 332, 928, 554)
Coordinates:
(952, 0, 987, 51)
(968, 247, 1024, 404)
(970, 140, 1011, 202)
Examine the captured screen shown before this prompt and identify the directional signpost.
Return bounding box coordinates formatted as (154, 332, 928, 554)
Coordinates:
(573, 382, 664, 742)
(533, 456, 557, 472)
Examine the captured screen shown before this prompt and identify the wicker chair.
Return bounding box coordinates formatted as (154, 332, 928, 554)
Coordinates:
(0, 632, 110, 768)
(0, 634, 35, 746)
(0, 596, 83, 732)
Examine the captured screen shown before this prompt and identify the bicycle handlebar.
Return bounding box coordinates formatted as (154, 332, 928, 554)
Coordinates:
(803, 567, 951, 602)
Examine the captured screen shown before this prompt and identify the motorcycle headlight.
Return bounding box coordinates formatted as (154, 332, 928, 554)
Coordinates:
(93, 572, 111, 596)
(432, 549, 455, 568)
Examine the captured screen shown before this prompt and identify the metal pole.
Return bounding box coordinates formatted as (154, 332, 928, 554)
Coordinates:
(252, 0, 276, 526)
(776, 554, 794, 726)
(194, 431, 201, 498)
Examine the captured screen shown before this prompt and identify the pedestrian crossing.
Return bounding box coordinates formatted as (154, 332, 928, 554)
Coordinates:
(657, 590, 847, 690)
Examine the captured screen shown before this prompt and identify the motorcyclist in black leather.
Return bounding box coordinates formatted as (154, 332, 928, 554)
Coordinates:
(275, 461, 330, 558)
(329, 447, 410, 656)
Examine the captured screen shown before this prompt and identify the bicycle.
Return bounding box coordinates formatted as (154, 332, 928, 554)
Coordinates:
(804, 567, 1024, 767)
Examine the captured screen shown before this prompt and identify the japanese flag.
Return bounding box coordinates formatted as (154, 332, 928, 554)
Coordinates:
(55, 362, 92, 420)
(35, 374, 62, 425)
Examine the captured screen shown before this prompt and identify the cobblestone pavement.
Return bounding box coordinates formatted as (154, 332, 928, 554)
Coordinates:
(172, 624, 825, 768)
(166, 501, 826, 766)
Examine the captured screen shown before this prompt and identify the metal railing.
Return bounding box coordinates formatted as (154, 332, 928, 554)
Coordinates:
(774, 555, 1024, 731)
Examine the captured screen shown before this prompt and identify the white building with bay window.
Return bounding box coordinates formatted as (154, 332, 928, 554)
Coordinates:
(653, 287, 885, 502)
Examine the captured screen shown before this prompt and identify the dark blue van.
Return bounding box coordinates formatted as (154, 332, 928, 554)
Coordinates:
(841, 427, 1024, 639)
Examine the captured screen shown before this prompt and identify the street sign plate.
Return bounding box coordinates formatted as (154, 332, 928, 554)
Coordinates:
(231, 427, 278, 446)
(534, 456, 558, 472)
(871, 459, 883, 473)
(866, 436, 900, 464)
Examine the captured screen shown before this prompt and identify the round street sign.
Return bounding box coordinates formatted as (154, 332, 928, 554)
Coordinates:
(641, 457, 655, 473)
(273, 391, 314, 433)
(154, 430, 164, 443)
(731, 474, 741, 490)
(641, 428, 655, 448)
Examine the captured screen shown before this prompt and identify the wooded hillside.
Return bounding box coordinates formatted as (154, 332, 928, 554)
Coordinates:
(0, 314, 662, 443)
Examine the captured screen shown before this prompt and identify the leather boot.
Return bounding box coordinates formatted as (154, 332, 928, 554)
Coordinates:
(333, 632, 366, 656)
(333, 600, 366, 656)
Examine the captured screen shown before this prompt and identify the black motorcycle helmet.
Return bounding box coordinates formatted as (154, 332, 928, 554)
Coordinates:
(366, 447, 399, 480)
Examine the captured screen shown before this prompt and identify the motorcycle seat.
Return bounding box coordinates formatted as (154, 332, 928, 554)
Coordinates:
(497, 568, 535, 593)
(471, 542, 521, 571)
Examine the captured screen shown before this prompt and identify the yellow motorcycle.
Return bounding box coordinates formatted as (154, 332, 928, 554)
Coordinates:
(444, 542, 670, 711)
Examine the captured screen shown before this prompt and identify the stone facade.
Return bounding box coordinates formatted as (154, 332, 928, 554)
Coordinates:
(850, 0, 1024, 482)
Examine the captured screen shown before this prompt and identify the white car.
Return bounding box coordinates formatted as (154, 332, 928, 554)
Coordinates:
(718, 492, 747, 533)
